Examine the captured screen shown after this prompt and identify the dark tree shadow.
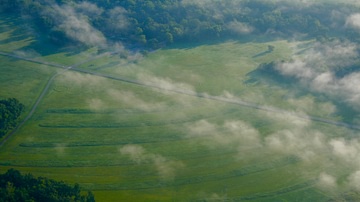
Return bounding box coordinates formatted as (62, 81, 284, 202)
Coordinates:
(0, 13, 88, 57)
(252, 50, 272, 58)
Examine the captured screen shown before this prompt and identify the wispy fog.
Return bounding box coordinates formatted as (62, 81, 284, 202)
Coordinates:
(107, 89, 166, 111)
(138, 73, 196, 94)
(346, 13, 360, 30)
(275, 40, 360, 111)
(43, 2, 107, 47)
(186, 112, 360, 193)
(38, 1, 131, 51)
(226, 20, 254, 35)
(120, 145, 184, 180)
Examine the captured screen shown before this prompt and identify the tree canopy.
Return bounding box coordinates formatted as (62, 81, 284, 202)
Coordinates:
(0, 168, 95, 202)
(1, 0, 359, 49)
(0, 98, 24, 138)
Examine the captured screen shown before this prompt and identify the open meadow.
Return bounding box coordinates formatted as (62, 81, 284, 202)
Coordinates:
(1, 12, 360, 201)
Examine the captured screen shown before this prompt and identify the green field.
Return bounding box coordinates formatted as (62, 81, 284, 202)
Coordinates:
(1, 14, 359, 201)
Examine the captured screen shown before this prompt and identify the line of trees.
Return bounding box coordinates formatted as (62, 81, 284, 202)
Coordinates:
(0, 168, 95, 202)
(0, 98, 24, 138)
(1, 0, 359, 49)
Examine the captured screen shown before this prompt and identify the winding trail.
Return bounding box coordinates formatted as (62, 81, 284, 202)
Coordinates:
(0, 51, 113, 147)
(1, 50, 360, 146)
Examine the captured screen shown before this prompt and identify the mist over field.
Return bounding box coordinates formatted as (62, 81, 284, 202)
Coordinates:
(2, 0, 360, 201)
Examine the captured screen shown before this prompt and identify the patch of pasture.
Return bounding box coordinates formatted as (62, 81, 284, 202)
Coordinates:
(0, 55, 57, 117)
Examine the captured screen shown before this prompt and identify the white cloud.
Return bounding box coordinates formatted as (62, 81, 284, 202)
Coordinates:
(287, 96, 336, 115)
(185, 111, 360, 193)
(107, 7, 129, 31)
(330, 138, 360, 165)
(226, 20, 254, 35)
(107, 89, 166, 111)
(348, 170, 360, 191)
(276, 59, 314, 81)
(181, 0, 220, 7)
(75, 1, 104, 16)
(187, 120, 217, 138)
(187, 119, 261, 150)
(274, 40, 360, 111)
(265, 129, 327, 161)
(120, 144, 146, 164)
(87, 98, 105, 111)
(318, 172, 337, 189)
(138, 73, 196, 94)
(265, 110, 311, 129)
(224, 120, 261, 146)
(346, 13, 360, 30)
(44, 2, 107, 47)
(120, 145, 184, 179)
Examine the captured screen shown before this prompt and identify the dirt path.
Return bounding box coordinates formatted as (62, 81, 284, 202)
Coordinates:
(1, 50, 359, 147)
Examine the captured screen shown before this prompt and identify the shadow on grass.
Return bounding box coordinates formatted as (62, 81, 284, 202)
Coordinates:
(0, 13, 89, 57)
(252, 49, 272, 58)
(164, 34, 280, 50)
(0, 28, 30, 45)
(0, 15, 31, 43)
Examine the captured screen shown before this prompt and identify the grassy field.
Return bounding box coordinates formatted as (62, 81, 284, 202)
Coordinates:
(0, 14, 359, 201)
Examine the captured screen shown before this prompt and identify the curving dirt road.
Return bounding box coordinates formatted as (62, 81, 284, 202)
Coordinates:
(1, 51, 359, 147)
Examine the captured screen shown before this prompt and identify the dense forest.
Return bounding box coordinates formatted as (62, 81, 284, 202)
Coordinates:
(0, 168, 95, 202)
(0, 98, 24, 138)
(1, 0, 360, 49)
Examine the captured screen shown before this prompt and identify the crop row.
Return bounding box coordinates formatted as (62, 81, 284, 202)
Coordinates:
(18, 136, 183, 148)
(81, 156, 300, 190)
(38, 113, 215, 128)
(45, 108, 166, 114)
(232, 180, 316, 201)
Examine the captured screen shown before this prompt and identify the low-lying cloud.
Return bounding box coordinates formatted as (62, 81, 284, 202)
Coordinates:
(346, 13, 360, 30)
(138, 73, 196, 94)
(107, 89, 166, 111)
(274, 40, 360, 111)
(41, 1, 129, 49)
(226, 20, 254, 35)
(348, 171, 360, 190)
(187, 120, 261, 150)
(318, 172, 337, 189)
(186, 109, 360, 193)
(107, 7, 129, 32)
(75, 1, 104, 16)
(44, 2, 107, 47)
(59, 71, 170, 112)
(120, 145, 184, 180)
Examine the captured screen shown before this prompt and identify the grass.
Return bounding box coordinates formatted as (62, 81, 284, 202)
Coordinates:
(0, 55, 57, 122)
(0, 14, 358, 201)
